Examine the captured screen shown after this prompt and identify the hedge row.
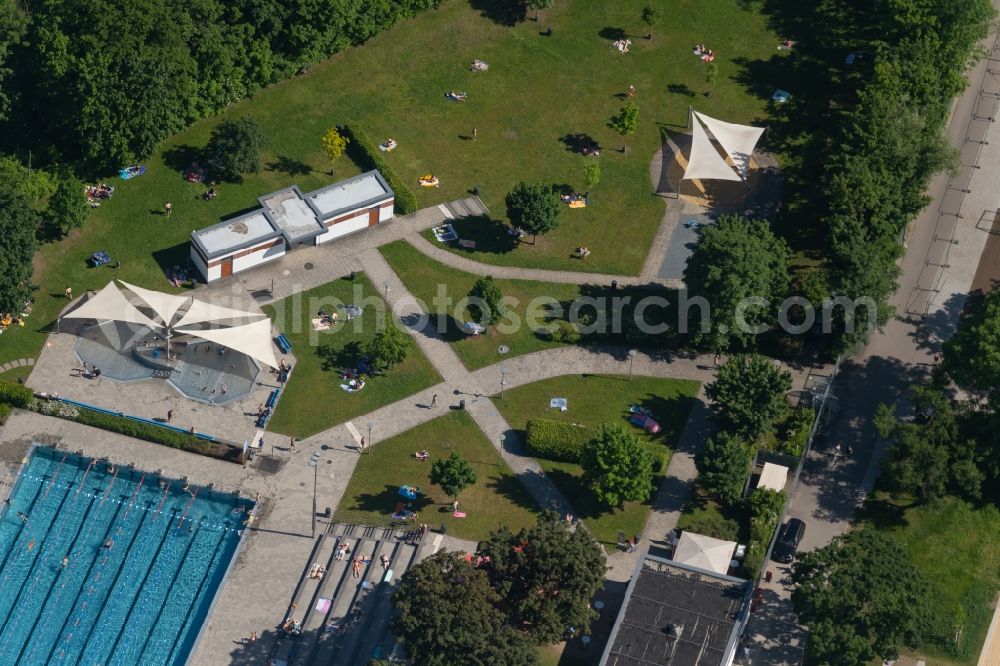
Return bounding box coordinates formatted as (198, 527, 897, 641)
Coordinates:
(0, 381, 35, 408)
(742, 488, 786, 578)
(342, 123, 418, 215)
(69, 408, 241, 462)
(0, 403, 11, 426)
(526, 418, 594, 463)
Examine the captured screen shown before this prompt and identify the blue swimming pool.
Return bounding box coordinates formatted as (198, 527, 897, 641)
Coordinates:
(0, 446, 251, 666)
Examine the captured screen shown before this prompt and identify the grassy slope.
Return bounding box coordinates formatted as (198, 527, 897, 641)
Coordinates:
(334, 410, 539, 541)
(861, 495, 1000, 665)
(8, 0, 780, 367)
(493, 374, 698, 545)
(261, 274, 441, 438)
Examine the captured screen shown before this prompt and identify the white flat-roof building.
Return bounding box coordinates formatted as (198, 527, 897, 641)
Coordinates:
(304, 171, 394, 245)
(190, 171, 395, 282)
(190, 210, 286, 282)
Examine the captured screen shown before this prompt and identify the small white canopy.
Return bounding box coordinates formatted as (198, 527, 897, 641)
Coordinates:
(694, 111, 765, 180)
(118, 280, 191, 326)
(63, 282, 159, 328)
(176, 317, 279, 369)
(758, 463, 789, 492)
(682, 116, 743, 182)
(682, 111, 765, 182)
(174, 299, 263, 329)
(673, 532, 737, 575)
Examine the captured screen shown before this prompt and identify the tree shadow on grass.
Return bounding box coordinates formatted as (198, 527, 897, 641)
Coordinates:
(399, 312, 466, 343)
(318, 341, 363, 372)
(666, 83, 696, 98)
(161, 144, 201, 175)
(467, 0, 526, 26)
(442, 215, 519, 255)
(559, 133, 602, 155)
(266, 156, 313, 178)
(487, 473, 544, 514)
(854, 495, 912, 531)
(341, 484, 434, 516)
(151, 243, 199, 286)
(598, 27, 627, 41)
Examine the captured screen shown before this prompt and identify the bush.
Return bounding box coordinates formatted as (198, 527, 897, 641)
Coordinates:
(777, 408, 815, 457)
(72, 409, 211, 450)
(0, 403, 11, 425)
(742, 488, 786, 578)
(525, 418, 593, 462)
(546, 320, 581, 344)
(0, 381, 34, 408)
(342, 123, 418, 214)
(678, 510, 740, 541)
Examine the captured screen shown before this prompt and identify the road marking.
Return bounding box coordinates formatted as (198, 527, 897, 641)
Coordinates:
(344, 421, 362, 444)
(431, 534, 444, 553)
(438, 204, 454, 219)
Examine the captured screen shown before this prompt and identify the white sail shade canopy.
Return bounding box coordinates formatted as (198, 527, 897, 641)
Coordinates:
(682, 117, 743, 182)
(63, 282, 160, 328)
(682, 111, 764, 182)
(174, 299, 265, 329)
(117, 280, 191, 326)
(673, 532, 737, 575)
(176, 317, 279, 369)
(694, 111, 765, 180)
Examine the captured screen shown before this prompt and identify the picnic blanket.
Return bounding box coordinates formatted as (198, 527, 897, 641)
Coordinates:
(550, 397, 568, 411)
(433, 224, 458, 242)
(471, 59, 489, 71)
(568, 200, 586, 209)
(315, 598, 331, 613)
(398, 485, 420, 500)
(311, 318, 332, 331)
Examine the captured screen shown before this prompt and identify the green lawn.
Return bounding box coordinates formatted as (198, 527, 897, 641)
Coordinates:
(7, 0, 782, 368)
(380, 239, 677, 370)
(334, 411, 539, 541)
(261, 274, 441, 438)
(860, 495, 1000, 665)
(493, 374, 699, 545)
(676, 492, 746, 543)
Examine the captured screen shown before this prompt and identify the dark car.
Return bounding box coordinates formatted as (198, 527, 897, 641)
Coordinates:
(772, 518, 806, 563)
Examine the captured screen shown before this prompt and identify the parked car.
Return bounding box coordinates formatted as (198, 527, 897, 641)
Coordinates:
(772, 518, 806, 563)
(628, 413, 661, 434)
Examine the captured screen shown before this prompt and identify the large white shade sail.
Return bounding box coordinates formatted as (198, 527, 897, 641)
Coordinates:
(176, 317, 279, 369)
(62, 282, 160, 328)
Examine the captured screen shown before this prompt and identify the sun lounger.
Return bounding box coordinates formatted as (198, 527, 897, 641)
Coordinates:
(458, 239, 476, 249)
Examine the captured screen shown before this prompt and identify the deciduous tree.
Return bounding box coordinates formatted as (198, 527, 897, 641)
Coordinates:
(0, 188, 38, 315)
(792, 529, 932, 665)
(641, 4, 659, 39)
(683, 215, 790, 351)
(695, 431, 752, 505)
(941, 288, 1000, 410)
(48, 175, 89, 237)
(430, 452, 477, 500)
(580, 423, 654, 507)
(478, 511, 605, 644)
(321, 127, 348, 173)
(365, 322, 411, 372)
(206, 117, 267, 181)
(504, 182, 560, 243)
(610, 101, 638, 153)
(707, 354, 791, 439)
(467, 275, 507, 328)
(393, 551, 537, 666)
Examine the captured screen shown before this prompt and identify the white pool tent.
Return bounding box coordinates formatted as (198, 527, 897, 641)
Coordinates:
(673, 531, 737, 575)
(63, 280, 279, 369)
(682, 110, 765, 182)
(758, 462, 789, 492)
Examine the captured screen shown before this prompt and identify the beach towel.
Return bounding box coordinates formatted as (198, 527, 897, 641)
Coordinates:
(550, 398, 568, 411)
(311, 318, 331, 331)
(316, 598, 331, 613)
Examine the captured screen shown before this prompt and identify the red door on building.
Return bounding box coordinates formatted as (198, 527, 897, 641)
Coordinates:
(368, 208, 378, 226)
(221, 258, 233, 278)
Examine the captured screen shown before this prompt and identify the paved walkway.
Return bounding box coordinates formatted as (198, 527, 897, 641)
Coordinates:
(0, 358, 34, 373)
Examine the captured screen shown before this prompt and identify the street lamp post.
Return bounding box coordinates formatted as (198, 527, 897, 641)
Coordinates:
(500, 366, 508, 399)
(627, 349, 638, 381)
(366, 422, 373, 454)
(383, 280, 390, 301)
(311, 461, 318, 538)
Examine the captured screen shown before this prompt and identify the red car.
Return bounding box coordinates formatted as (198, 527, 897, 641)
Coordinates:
(629, 414, 661, 434)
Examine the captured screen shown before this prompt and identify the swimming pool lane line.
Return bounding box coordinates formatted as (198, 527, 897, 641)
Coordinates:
(0, 465, 85, 630)
(158, 527, 232, 666)
(151, 479, 171, 522)
(93, 506, 183, 659)
(100, 464, 121, 503)
(38, 452, 69, 505)
(0, 482, 102, 662)
(111, 522, 205, 665)
(70, 502, 176, 666)
(177, 486, 199, 530)
(122, 473, 145, 520)
(74, 459, 96, 499)
(0, 468, 49, 578)
(13, 491, 115, 666)
(42, 493, 139, 665)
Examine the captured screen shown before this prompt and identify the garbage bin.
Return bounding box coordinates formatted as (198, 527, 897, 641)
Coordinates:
(472, 186, 480, 196)
(324, 507, 332, 518)
(459, 399, 466, 410)
(440, 523, 447, 535)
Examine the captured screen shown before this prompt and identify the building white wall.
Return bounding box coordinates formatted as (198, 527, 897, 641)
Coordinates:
(378, 202, 394, 222)
(191, 247, 221, 283)
(316, 213, 370, 245)
(232, 243, 285, 273)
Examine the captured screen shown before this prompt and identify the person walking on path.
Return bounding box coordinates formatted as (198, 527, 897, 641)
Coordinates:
(164, 202, 173, 216)
(290, 436, 296, 452)
(714, 353, 721, 368)
(627, 84, 636, 98)
(472, 127, 478, 141)
(166, 409, 173, 423)
(431, 394, 437, 407)
(65, 286, 73, 300)
(114, 259, 121, 271)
